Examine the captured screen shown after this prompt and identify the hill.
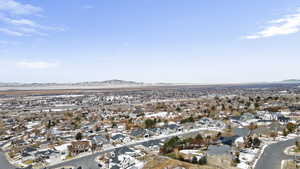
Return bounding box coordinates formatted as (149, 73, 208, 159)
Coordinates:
(281, 79, 300, 83)
(0, 79, 145, 87)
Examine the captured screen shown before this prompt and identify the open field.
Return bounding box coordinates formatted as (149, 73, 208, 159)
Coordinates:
(143, 155, 237, 169)
(0, 83, 299, 96)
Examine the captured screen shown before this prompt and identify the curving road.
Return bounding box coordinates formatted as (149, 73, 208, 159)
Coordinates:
(2, 131, 296, 169)
(49, 129, 209, 169)
(53, 136, 300, 169)
(255, 138, 299, 169)
(0, 151, 16, 169)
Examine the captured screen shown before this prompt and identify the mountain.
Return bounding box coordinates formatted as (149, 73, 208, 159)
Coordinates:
(0, 79, 146, 87)
(72, 79, 145, 86)
(281, 79, 300, 83)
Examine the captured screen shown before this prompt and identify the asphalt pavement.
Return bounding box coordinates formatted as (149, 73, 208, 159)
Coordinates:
(254, 138, 299, 169)
(48, 129, 205, 169)
(2, 129, 296, 169)
(0, 151, 16, 169)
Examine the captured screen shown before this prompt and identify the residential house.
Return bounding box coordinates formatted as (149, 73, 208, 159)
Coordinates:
(68, 141, 90, 156)
(92, 135, 109, 148)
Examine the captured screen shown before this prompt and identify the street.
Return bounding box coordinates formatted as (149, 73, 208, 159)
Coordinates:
(255, 138, 299, 169)
(49, 129, 210, 169)
(2, 129, 296, 169)
(0, 151, 16, 169)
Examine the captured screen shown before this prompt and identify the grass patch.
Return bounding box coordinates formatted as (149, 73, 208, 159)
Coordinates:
(23, 160, 33, 165)
(164, 152, 177, 159)
(293, 148, 300, 153)
(66, 155, 73, 160)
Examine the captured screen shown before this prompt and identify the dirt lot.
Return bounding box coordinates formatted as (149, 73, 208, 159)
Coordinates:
(143, 155, 238, 169)
(0, 87, 151, 96)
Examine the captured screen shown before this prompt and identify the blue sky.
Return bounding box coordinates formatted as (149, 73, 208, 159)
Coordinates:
(0, 0, 300, 83)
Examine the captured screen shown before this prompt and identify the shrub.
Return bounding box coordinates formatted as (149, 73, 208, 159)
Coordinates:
(180, 116, 194, 124)
(144, 119, 156, 128)
(287, 123, 296, 133)
(75, 132, 82, 140)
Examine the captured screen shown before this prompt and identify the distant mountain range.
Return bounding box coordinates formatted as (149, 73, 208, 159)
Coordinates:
(0, 79, 299, 89)
(280, 79, 300, 83)
(0, 79, 172, 88)
(72, 79, 145, 86)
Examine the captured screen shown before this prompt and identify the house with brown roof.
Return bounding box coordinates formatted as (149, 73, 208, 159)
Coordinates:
(68, 141, 90, 156)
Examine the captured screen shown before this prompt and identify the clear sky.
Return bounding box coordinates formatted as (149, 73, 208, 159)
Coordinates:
(0, 0, 299, 83)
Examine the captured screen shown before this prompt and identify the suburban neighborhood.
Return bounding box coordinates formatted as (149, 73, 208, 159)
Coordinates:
(1, 82, 300, 169)
(1, 0, 300, 168)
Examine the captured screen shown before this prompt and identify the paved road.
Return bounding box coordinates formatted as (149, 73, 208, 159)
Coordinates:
(0, 129, 206, 169)
(48, 129, 210, 169)
(255, 138, 299, 169)
(0, 151, 16, 169)
(2, 132, 297, 169)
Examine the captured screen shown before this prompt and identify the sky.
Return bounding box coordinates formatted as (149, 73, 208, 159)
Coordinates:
(0, 0, 300, 84)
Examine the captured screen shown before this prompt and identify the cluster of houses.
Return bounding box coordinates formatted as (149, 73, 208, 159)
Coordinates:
(0, 84, 300, 169)
(230, 111, 292, 127)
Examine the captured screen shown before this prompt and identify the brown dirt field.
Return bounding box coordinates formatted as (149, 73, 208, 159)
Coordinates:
(0, 84, 246, 96)
(143, 155, 238, 169)
(0, 89, 87, 96)
(0, 87, 151, 96)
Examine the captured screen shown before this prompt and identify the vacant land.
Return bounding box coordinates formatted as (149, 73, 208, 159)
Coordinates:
(143, 155, 237, 169)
